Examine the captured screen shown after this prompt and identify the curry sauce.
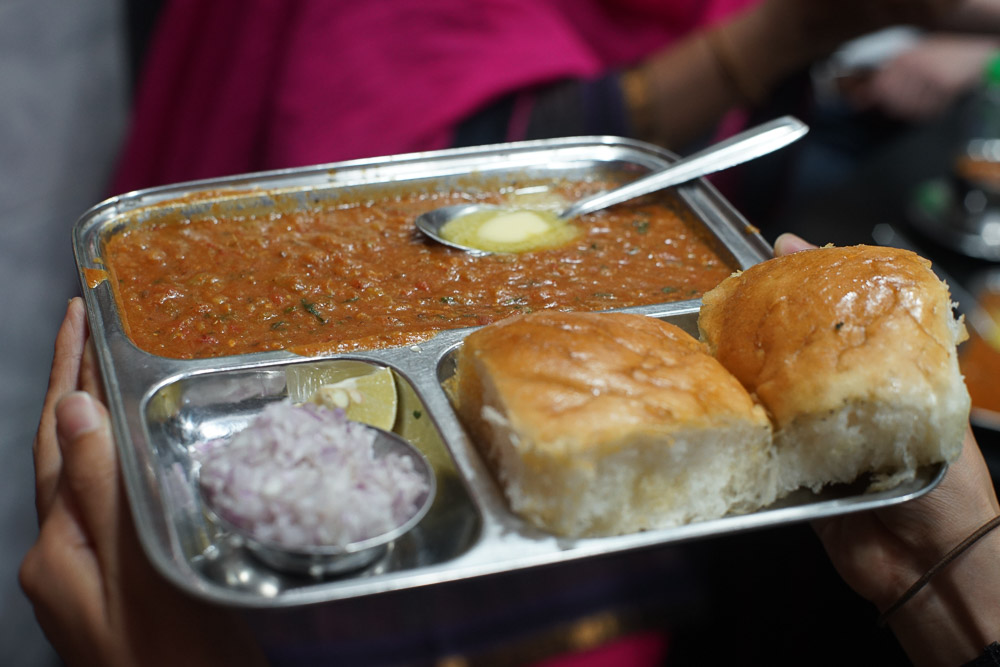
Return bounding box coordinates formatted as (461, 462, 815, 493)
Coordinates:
(103, 185, 736, 359)
(960, 285, 1000, 416)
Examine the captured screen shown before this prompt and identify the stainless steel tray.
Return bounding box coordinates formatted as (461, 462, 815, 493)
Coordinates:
(73, 136, 944, 609)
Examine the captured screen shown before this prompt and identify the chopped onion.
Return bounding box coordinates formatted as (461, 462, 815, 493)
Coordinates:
(197, 400, 428, 550)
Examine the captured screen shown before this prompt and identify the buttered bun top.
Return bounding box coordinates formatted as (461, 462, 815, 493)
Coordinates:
(698, 245, 968, 428)
(450, 310, 776, 536)
(455, 310, 769, 453)
(698, 244, 970, 492)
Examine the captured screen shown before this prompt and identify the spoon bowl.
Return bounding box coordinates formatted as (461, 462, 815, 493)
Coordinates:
(415, 203, 500, 255)
(416, 115, 808, 253)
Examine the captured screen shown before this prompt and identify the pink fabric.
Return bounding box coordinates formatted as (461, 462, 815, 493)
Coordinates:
(111, 0, 755, 194)
(528, 630, 670, 667)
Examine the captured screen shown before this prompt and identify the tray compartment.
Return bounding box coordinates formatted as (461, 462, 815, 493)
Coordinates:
(141, 358, 483, 601)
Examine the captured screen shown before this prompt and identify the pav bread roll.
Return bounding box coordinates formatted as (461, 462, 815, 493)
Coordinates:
(698, 245, 970, 495)
(450, 310, 776, 538)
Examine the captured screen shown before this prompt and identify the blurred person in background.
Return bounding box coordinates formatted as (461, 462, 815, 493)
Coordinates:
(837, 1, 1000, 124)
(111, 0, 973, 199)
(765, 0, 1000, 215)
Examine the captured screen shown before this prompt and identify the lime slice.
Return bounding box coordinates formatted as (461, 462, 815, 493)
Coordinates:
(286, 360, 376, 403)
(308, 366, 398, 431)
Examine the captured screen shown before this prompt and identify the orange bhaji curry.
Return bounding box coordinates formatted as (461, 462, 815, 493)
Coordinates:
(103, 186, 736, 359)
(961, 286, 1000, 415)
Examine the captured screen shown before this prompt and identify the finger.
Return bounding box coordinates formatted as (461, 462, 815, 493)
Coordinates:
(20, 494, 109, 662)
(773, 233, 817, 256)
(34, 297, 89, 524)
(56, 391, 121, 573)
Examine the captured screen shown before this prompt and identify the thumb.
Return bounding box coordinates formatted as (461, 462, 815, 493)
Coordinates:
(773, 233, 817, 257)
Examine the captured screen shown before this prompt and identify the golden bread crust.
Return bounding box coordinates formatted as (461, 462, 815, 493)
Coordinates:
(450, 310, 776, 536)
(454, 310, 769, 460)
(698, 245, 969, 428)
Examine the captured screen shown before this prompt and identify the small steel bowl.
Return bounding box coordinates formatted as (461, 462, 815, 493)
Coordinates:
(199, 425, 436, 578)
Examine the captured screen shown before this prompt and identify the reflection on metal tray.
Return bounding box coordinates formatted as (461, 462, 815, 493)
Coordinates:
(959, 269, 1000, 435)
(73, 136, 943, 609)
(907, 175, 1000, 261)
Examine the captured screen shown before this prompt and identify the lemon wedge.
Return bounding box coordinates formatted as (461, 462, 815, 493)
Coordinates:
(286, 363, 399, 430)
(307, 366, 398, 431)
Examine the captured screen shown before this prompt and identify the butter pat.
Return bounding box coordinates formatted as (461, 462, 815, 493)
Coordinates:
(477, 211, 552, 243)
(441, 207, 580, 253)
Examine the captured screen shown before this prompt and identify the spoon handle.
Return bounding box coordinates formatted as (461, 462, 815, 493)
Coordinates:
(558, 115, 808, 220)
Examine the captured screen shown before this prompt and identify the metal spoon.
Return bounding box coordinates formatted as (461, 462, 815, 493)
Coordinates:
(416, 115, 809, 253)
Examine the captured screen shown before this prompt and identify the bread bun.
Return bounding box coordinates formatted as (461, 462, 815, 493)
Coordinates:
(698, 244, 970, 494)
(450, 310, 776, 538)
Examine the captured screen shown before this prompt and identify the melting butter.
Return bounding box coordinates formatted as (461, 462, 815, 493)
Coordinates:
(440, 208, 580, 253)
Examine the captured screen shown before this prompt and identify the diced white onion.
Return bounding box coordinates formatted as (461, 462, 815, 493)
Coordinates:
(197, 400, 428, 550)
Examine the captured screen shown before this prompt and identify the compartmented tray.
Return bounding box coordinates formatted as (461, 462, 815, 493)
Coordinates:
(73, 137, 944, 608)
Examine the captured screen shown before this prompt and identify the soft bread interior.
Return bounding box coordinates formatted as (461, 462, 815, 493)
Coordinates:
(698, 244, 970, 496)
(450, 310, 775, 538)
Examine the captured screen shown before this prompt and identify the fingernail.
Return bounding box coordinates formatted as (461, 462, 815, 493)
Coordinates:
(57, 391, 102, 439)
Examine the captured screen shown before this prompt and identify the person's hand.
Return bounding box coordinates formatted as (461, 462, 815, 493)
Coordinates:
(19, 297, 269, 667)
(757, 0, 966, 60)
(841, 35, 1000, 122)
(774, 233, 1000, 667)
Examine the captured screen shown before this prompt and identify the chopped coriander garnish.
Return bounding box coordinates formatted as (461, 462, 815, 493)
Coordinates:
(301, 299, 326, 323)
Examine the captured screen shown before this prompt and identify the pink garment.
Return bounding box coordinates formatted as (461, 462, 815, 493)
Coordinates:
(529, 630, 669, 667)
(111, 0, 755, 194)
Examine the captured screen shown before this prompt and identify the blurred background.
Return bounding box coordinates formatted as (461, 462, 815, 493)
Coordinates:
(2, 1, 999, 665)
(1, 1, 129, 664)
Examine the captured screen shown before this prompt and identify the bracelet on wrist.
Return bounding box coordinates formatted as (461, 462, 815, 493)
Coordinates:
(621, 67, 654, 143)
(878, 514, 1000, 628)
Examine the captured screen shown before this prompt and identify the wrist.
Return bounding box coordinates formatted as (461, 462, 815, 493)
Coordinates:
(621, 67, 654, 143)
(881, 519, 1000, 666)
(703, 24, 767, 106)
(718, 3, 815, 103)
